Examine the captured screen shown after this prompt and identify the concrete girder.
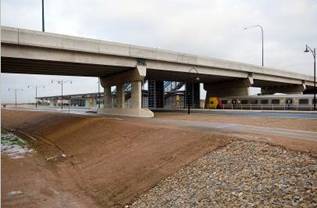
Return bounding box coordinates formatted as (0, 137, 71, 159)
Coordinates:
(100, 64, 146, 86)
(1, 26, 314, 88)
(204, 78, 253, 107)
(261, 84, 306, 95)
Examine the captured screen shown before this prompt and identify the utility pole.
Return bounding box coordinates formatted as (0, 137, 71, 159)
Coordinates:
(28, 85, 45, 108)
(8, 88, 23, 108)
(97, 79, 101, 109)
(187, 67, 200, 115)
(51, 80, 72, 109)
(304, 44, 316, 111)
(42, 0, 45, 32)
(244, 25, 264, 67)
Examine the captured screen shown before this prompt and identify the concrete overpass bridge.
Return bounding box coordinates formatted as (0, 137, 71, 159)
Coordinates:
(1, 26, 315, 117)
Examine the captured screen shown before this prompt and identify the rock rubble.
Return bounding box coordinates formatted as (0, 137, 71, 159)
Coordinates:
(132, 141, 317, 208)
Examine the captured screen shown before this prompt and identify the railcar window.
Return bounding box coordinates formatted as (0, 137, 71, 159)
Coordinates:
(271, 99, 280, 104)
(261, 99, 268, 104)
(241, 100, 248, 104)
(251, 100, 258, 104)
(221, 100, 228, 104)
(299, 99, 309, 104)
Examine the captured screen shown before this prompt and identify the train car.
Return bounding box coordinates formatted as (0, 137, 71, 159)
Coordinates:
(206, 94, 315, 111)
(205, 96, 223, 109)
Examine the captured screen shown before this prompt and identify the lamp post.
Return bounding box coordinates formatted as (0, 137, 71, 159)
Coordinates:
(42, 0, 45, 32)
(8, 88, 23, 108)
(97, 79, 101, 109)
(51, 80, 72, 109)
(304, 44, 316, 111)
(244, 24, 264, 67)
(28, 85, 45, 108)
(187, 67, 200, 115)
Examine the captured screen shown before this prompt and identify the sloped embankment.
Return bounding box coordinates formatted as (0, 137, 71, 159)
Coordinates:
(1, 109, 230, 207)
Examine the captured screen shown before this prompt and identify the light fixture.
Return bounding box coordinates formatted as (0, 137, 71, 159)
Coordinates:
(304, 45, 310, 53)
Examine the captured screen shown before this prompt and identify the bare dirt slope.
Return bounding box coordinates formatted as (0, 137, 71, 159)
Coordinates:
(1, 153, 97, 208)
(1, 109, 230, 208)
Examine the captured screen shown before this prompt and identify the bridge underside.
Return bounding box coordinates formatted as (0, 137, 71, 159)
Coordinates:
(2, 57, 131, 77)
(1, 57, 312, 117)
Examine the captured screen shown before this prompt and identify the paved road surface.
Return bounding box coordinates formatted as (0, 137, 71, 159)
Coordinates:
(154, 109, 317, 119)
(153, 118, 317, 141)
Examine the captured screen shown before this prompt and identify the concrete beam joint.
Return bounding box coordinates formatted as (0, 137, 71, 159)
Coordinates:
(100, 66, 146, 86)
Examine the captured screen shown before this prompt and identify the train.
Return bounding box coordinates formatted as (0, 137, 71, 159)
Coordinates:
(205, 94, 316, 111)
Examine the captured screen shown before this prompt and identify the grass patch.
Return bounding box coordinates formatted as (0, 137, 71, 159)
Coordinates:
(1, 129, 27, 148)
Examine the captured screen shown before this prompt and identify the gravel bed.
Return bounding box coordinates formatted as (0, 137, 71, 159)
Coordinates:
(131, 141, 317, 208)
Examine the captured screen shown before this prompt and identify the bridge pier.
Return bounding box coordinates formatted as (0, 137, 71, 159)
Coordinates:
(261, 84, 306, 95)
(131, 81, 142, 109)
(103, 84, 112, 108)
(99, 65, 154, 117)
(116, 83, 125, 108)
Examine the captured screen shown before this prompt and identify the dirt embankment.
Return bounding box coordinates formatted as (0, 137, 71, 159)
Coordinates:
(1, 110, 230, 207)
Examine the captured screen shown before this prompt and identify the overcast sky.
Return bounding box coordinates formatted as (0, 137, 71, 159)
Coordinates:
(1, 0, 317, 103)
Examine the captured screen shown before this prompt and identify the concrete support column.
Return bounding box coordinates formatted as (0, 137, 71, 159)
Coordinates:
(98, 64, 153, 117)
(131, 81, 142, 109)
(103, 84, 112, 108)
(116, 83, 125, 108)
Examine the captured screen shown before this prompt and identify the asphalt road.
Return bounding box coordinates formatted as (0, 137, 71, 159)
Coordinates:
(153, 118, 317, 141)
(154, 109, 317, 119)
(5, 105, 317, 119)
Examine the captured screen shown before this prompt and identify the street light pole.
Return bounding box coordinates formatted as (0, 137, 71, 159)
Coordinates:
(187, 67, 200, 115)
(14, 89, 17, 107)
(187, 82, 191, 114)
(28, 85, 45, 108)
(8, 88, 23, 108)
(244, 25, 264, 67)
(304, 44, 316, 111)
(51, 80, 72, 109)
(97, 79, 101, 109)
(42, 0, 45, 32)
(61, 81, 64, 109)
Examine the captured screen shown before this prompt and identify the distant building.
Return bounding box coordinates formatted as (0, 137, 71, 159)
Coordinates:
(37, 91, 206, 109)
